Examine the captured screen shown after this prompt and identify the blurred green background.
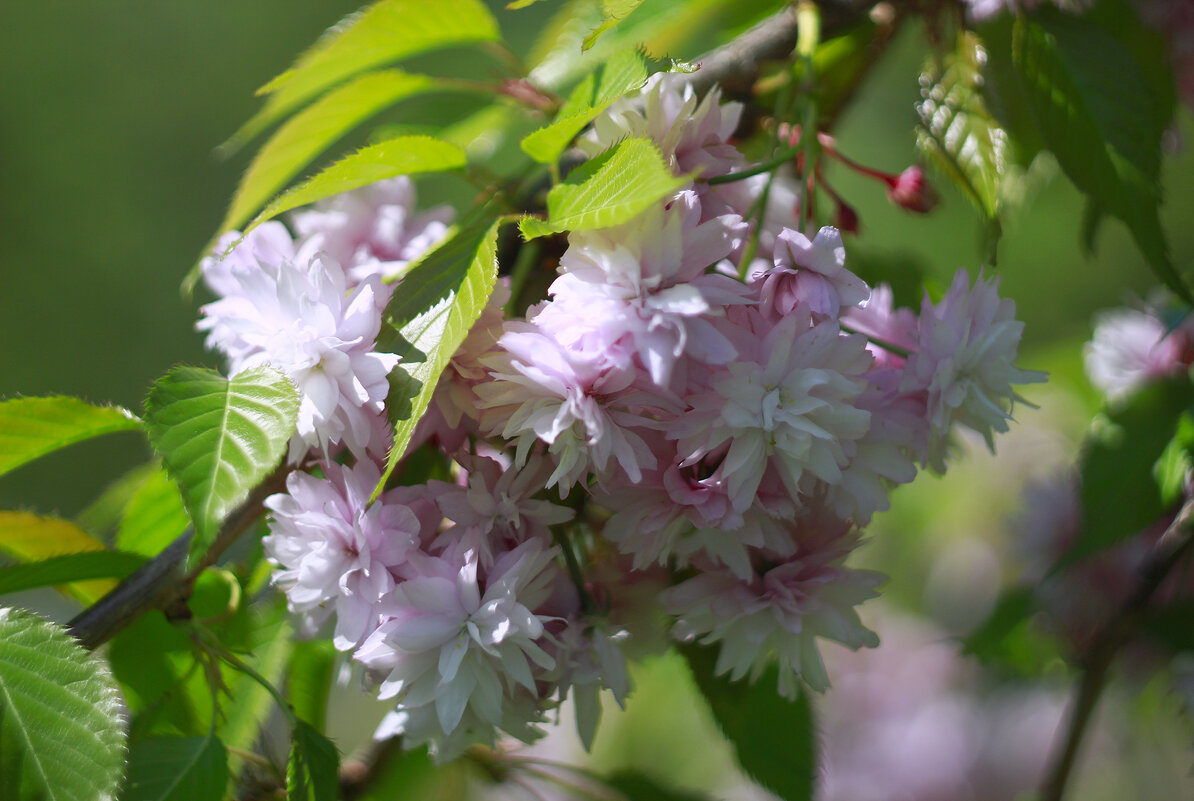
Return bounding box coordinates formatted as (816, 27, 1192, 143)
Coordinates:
(3, 1, 1194, 797)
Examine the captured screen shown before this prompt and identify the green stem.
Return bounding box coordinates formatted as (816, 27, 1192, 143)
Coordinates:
(707, 140, 803, 185)
(553, 526, 593, 614)
(839, 322, 912, 359)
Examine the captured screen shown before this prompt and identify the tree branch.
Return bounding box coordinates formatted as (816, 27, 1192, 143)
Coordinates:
(1039, 499, 1194, 801)
(66, 463, 291, 650)
(688, 0, 899, 97)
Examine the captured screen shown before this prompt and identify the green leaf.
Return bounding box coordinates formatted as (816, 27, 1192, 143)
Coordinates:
(1155, 413, 1194, 507)
(1138, 599, 1194, 654)
(583, 0, 646, 51)
(107, 614, 203, 730)
(1066, 380, 1194, 568)
(0, 608, 125, 801)
(288, 719, 341, 801)
(0, 551, 145, 597)
(123, 734, 228, 801)
(520, 50, 648, 165)
(916, 32, 1006, 225)
(681, 643, 816, 801)
(118, 466, 191, 558)
(962, 585, 1036, 660)
(288, 640, 336, 735)
(228, 0, 499, 147)
(604, 770, 716, 801)
(242, 135, 466, 236)
(143, 365, 299, 560)
(0, 512, 117, 604)
(519, 137, 689, 239)
(0, 396, 140, 479)
(220, 70, 441, 235)
(75, 462, 159, 540)
(1012, 9, 1189, 303)
(374, 216, 503, 498)
(218, 609, 292, 774)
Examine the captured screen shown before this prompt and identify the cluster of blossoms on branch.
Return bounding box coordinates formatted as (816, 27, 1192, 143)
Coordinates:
(198, 72, 1043, 758)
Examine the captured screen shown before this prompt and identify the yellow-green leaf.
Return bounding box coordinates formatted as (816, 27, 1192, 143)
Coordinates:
(230, 0, 499, 148)
(0, 396, 140, 479)
(0, 512, 116, 604)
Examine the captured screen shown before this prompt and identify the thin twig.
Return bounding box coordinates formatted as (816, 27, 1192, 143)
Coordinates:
(1039, 499, 1194, 801)
(66, 462, 292, 650)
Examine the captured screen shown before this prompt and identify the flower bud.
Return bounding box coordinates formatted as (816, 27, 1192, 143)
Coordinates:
(887, 165, 937, 213)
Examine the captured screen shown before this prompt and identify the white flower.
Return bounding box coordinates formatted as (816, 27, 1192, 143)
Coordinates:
(1084, 306, 1190, 401)
(355, 541, 559, 744)
(477, 323, 659, 493)
(536, 191, 748, 387)
(291, 176, 452, 291)
(902, 268, 1045, 469)
(198, 230, 399, 459)
(756, 226, 869, 320)
(671, 308, 873, 512)
(263, 460, 420, 649)
(663, 519, 882, 696)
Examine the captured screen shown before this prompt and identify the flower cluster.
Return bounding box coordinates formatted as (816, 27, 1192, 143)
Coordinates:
(198, 75, 1042, 758)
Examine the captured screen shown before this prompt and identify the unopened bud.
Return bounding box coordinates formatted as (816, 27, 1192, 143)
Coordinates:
(834, 200, 860, 234)
(886, 165, 937, 213)
(499, 79, 558, 113)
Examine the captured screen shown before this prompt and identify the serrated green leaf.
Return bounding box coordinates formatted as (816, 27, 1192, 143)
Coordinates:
(916, 32, 1006, 222)
(288, 640, 336, 735)
(681, 643, 816, 801)
(220, 70, 441, 235)
(0, 396, 140, 479)
(1012, 10, 1189, 303)
(241, 135, 466, 237)
(288, 719, 341, 801)
(0, 608, 126, 801)
(583, 0, 646, 51)
(374, 216, 503, 498)
(519, 137, 688, 239)
(520, 50, 648, 165)
(118, 466, 191, 558)
(228, 0, 499, 148)
(1065, 380, 1194, 568)
(0, 551, 145, 597)
(143, 365, 299, 559)
(107, 614, 203, 731)
(0, 512, 117, 604)
(123, 734, 228, 801)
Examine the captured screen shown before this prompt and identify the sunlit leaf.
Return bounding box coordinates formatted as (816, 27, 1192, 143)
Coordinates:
(288, 640, 336, 735)
(583, 0, 646, 50)
(0, 512, 116, 604)
(0, 551, 145, 598)
(123, 733, 228, 801)
(374, 216, 503, 498)
(0, 396, 140, 479)
(916, 32, 1006, 229)
(229, 0, 499, 147)
(520, 50, 648, 164)
(681, 643, 816, 801)
(242, 135, 466, 236)
(221, 70, 441, 234)
(519, 137, 688, 239)
(143, 365, 298, 560)
(117, 466, 191, 558)
(0, 608, 125, 801)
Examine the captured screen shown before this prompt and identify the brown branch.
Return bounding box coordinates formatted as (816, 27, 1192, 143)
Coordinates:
(66, 463, 291, 650)
(688, 0, 901, 98)
(1039, 499, 1194, 801)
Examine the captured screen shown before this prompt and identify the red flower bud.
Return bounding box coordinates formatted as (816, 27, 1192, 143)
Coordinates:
(886, 165, 937, 214)
(834, 200, 860, 234)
